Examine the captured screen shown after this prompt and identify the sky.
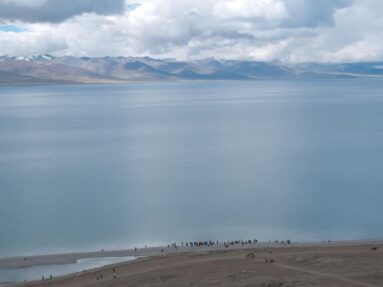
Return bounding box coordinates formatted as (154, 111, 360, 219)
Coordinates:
(0, 0, 382, 62)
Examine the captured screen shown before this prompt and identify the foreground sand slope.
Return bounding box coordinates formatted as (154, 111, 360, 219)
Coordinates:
(16, 244, 383, 287)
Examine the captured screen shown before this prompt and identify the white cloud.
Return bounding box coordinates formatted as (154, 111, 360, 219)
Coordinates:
(213, 0, 288, 21)
(0, 28, 67, 56)
(0, 0, 383, 63)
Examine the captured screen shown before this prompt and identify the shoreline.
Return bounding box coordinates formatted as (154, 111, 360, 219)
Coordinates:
(1, 239, 382, 270)
(1, 239, 381, 287)
(0, 77, 376, 88)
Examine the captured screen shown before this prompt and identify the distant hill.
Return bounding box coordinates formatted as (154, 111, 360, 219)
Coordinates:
(1, 55, 383, 85)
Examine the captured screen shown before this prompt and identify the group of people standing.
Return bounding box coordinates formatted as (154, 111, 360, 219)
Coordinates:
(96, 267, 117, 281)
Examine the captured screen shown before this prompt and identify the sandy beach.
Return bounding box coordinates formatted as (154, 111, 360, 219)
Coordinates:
(1, 240, 382, 287)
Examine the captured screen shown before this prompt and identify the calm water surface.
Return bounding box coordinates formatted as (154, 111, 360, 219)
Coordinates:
(0, 257, 135, 283)
(1, 80, 383, 257)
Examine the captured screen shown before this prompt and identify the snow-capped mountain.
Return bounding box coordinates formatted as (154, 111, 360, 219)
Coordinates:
(1, 55, 383, 85)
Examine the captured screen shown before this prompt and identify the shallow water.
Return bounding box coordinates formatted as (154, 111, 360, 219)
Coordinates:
(0, 80, 383, 257)
(0, 256, 135, 283)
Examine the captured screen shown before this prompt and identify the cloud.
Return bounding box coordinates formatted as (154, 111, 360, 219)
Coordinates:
(213, 0, 288, 21)
(1, 0, 383, 63)
(0, 0, 125, 23)
(0, 28, 67, 56)
(284, 0, 351, 27)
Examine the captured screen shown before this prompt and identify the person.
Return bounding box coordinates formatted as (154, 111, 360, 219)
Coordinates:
(113, 273, 117, 279)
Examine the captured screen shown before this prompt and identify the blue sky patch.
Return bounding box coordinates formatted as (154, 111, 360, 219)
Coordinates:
(126, 3, 141, 11)
(0, 24, 27, 33)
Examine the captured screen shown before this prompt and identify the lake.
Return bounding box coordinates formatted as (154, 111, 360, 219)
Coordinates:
(1, 80, 382, 257)
(0, 257, 135, 283)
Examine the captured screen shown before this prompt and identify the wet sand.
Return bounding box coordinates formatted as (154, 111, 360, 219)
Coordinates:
(2, 240, 383, 287)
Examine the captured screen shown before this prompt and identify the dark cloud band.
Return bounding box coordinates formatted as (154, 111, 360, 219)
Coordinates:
(0, 0, 125, 23)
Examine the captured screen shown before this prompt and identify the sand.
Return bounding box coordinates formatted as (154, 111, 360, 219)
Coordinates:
(2, 240, 383, 287)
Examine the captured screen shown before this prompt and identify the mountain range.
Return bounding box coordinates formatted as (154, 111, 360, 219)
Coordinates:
(1, 55, 383, 85)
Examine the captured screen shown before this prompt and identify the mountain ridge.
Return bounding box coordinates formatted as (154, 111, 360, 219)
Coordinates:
(1, 55, 383, 85)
